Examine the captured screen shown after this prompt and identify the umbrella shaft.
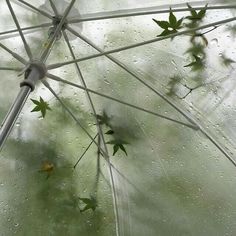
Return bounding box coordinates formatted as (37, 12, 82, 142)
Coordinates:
(0, 86, 31, 149)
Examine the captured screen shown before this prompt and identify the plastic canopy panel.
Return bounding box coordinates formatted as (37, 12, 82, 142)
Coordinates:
(0, 0, 236, 235)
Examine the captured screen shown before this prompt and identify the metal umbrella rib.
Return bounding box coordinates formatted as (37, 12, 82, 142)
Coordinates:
(16, 0, 53, 20)
(41, 80, 108, 158)
(6, 0, 33, 60)
(42, 78, 121, 235)
(65, 27, 199, 127)
(68, 4, 236, 23)
(46, 73, 198, 130)
(0, 67, 22, 71)
(48, 16, 236, 70)
(48, 0, 59, 16)
(62, 30, 121, 235)
(0, 42, 27, 64)
(0, 23, 52, 38)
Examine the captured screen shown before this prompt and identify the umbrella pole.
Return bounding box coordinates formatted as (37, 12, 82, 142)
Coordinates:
(0, 64, 45, 149)
(0, 0, 76, 150)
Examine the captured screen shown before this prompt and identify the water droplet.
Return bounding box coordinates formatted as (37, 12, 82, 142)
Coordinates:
(104, 79, 110, 85)
(211, 38, 218, 45)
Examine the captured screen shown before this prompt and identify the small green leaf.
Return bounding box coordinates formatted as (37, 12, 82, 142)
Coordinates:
(31, 97, 51, 118)
(79, 196, 97, 212)
(152, 19, 169, 29)
(185, 43, 206, 56)
(157, 29, 175, 37)
(154, 9, 183, 37)
(113, 144, 119, 156)
(184, 54, 204, 70)
(187, 3, 198, 17)
(176, 18, 184, 28)
(169, 9, 177, 26)
(107, 140, 128, 156)
(96, 111, 111, 127)
(119, 144, 127, 156)
(198, 5, 208, 18)
(186, 4, 207, 21)
(105, 130, 114, 135)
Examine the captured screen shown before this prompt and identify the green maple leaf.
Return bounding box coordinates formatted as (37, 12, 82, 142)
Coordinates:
(105, 130, 114, 135)
(79, 196, 97, 212)
(107, 140, 128, 156)
(153, 8, 183, 37)
(184, 54, 204, 70)
(31, 97, 51, 118)
(185, 43, 206, 57)
(96, 111, 111, 127)
(186, 4, 207, 21)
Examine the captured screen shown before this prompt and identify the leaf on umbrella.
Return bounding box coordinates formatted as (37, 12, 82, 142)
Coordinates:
(119, 144, 127, 156)
(184, 54, 204, 70)
(107, 140, 128, 156)
(153, 9, 183, 37)
(31, 97, 51, 118)
(105, 130, 114, 135)
(79, 196, 97, 212)
(38, 161, 54, 179)
(185, 43, 206, 57)
(186, 3, 207, 21)
(96, 111, 111, 127)
(152, 19, 169, 29)
(169, 10, 177, 26)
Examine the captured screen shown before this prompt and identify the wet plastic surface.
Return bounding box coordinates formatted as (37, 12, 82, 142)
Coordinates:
(0, 0, 236, 235)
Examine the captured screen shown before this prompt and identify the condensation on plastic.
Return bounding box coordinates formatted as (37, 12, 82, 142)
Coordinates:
(0, 0, 236, 235)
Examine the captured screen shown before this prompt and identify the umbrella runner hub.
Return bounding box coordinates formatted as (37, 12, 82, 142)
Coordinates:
(21, 61, 47, 92)
(48, 16, 68, 40)
(0, 61, 47, 149)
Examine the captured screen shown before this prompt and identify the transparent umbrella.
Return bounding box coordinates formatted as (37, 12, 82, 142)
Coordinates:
(0, 0, 236, 235)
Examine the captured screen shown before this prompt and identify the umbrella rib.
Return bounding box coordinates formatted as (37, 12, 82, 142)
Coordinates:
(43, 79, 121, 235)
(0, 42, 27, 65)
(74, 133, 99, 169)
(63, 31, 106, 139)
(0, 67, 22, 71)
(49, 0, 59, 16)
(199, 127, 236, 168)
(68, 4, 236, 23)
(63, 31, 121, 236)
(6, 0, 33, 60)
(64, 32, 236, 167)
(49, 16, 236, 70)
(0, 23, 51, 38)
(46, 73, 198, 130)
(64, 27, 199, 127)
(93, 135, 101, 196)
(40, 0, 76, 62)
(16, 0, 53, 20)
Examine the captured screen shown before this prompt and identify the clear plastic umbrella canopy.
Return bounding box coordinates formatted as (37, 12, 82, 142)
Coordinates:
(0, 0, 236, 235)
